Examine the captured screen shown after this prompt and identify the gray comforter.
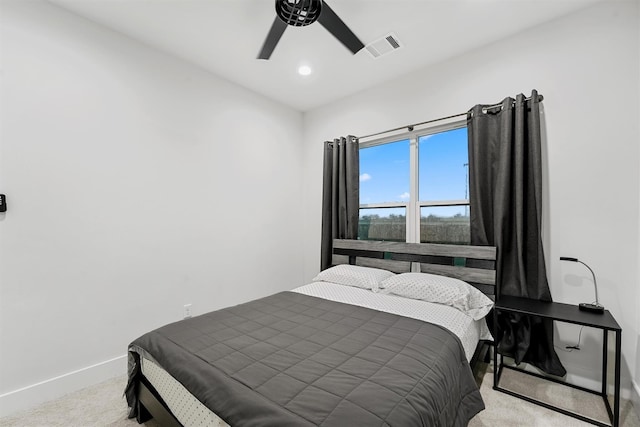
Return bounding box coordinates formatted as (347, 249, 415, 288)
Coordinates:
(126, 291, 484, 426)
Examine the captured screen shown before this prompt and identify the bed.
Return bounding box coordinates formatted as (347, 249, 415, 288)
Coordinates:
(125, 239, 497, 426)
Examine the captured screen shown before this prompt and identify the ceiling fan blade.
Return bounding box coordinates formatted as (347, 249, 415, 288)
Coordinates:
(258, 17, 288, 60)
(317, 1, 364, 54)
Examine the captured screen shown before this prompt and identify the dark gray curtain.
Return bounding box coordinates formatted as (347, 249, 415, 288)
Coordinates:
(320, 136, 360, 271)
(467, 90, 566, 377)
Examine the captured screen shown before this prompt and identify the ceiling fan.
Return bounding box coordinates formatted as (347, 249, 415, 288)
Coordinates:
(258, 0, 365, 60)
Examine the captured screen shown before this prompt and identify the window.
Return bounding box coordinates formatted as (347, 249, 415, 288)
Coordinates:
(358, 139, 409, 243)
(358, 121, 469, 244)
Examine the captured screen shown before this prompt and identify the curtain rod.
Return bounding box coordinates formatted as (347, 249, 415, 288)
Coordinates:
(357, 94, 543, 141)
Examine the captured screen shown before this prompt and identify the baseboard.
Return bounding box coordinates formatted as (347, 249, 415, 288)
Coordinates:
(501, 357, 636, 400)
(632, 379, 640, 421)
(563, 372, 634, 400)
(0, 354, 127, 418)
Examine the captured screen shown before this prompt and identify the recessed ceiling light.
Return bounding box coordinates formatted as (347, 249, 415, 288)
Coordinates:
(298, 65, 312, 76)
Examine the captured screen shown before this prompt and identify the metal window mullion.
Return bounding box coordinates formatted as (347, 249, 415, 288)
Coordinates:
(419, 200, 470, 207)
(408, 136, 419, 244)
(359, 202, 407, 209)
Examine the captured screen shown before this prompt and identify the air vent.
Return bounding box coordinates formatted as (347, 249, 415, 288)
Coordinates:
(365, 33, 403, 59)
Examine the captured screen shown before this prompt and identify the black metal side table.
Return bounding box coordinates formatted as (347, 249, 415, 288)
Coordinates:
(493, 295, 622, 427)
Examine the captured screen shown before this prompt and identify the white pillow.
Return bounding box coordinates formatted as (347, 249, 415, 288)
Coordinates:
(379, 272, 494, 320)
(312, 264, 395, 291)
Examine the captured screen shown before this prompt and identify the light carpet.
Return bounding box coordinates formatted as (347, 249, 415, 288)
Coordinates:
(1, 364, 639, 426)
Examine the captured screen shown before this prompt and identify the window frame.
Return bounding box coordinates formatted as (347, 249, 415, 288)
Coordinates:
(359, 118, 468, 244)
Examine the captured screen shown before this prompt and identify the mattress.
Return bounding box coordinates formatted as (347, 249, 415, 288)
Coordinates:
(142, 356, 230, 427)
(133, 281, 489, 426)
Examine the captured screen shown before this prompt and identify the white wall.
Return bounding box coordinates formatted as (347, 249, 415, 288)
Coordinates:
(0, 0, 304, 414)
(302, 0, 640, 398)
(636, 0, 640, 411)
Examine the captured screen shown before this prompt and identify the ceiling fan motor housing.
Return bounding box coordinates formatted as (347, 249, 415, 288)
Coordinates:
(276, 0, 322, 26)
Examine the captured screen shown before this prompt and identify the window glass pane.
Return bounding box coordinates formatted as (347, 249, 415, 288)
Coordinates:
(359, 208, 406, 242)
(359, 139, 410, 204)
(418, 128, 468, 201)
(420, 206, 469, 244)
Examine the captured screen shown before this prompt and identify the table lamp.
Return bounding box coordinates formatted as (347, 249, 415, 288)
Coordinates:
(560, 257, 604, 313)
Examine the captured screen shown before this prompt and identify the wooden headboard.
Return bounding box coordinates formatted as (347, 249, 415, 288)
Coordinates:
(332, 239, 498, 298)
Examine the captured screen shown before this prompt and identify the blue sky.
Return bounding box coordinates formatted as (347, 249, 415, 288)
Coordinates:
(359, 127, 469, 214)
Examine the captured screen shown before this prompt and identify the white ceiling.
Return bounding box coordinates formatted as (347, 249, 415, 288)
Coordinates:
(48, 0, 601, 112)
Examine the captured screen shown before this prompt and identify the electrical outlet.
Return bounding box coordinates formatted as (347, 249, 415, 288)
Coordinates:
(183, 304, 192, 319)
